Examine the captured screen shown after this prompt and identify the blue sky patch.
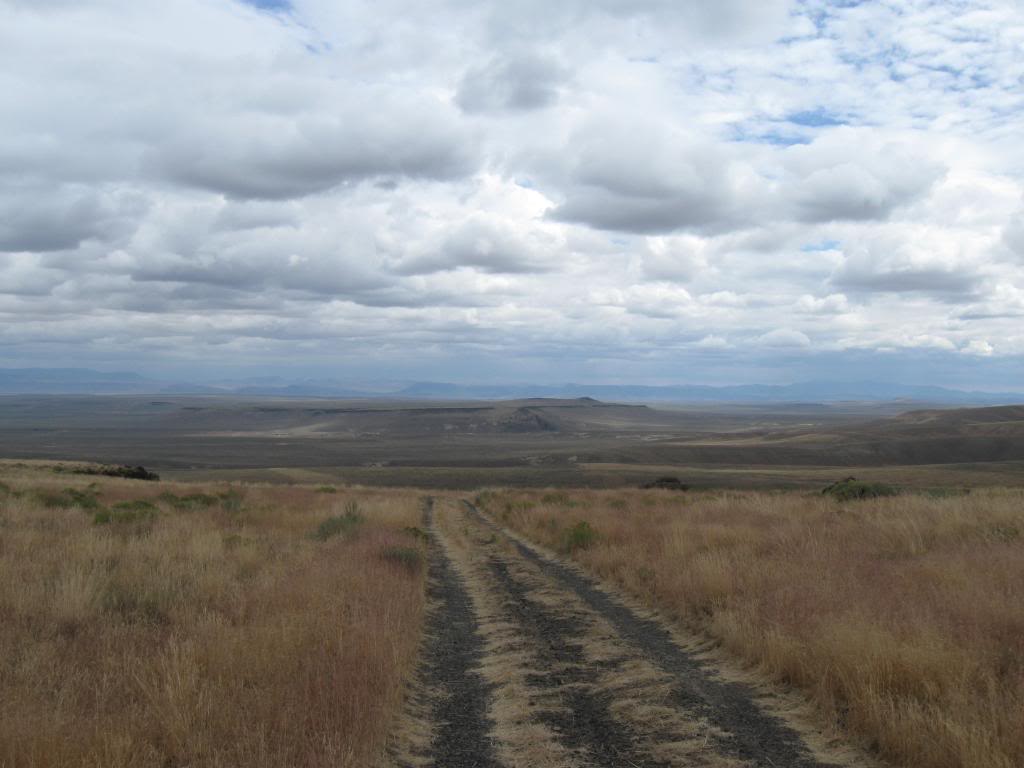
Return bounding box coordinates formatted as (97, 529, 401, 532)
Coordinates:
(786, 108, 845, 127)
(754, 131, 811, 146)
(240, 0, 292, 11)
(727, 123, 810, 147)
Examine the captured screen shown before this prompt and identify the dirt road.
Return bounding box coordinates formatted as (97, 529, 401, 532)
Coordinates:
(388, 498, 874, 768)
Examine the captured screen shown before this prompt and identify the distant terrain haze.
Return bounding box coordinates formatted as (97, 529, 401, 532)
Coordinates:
(0, 367, 1022, 405)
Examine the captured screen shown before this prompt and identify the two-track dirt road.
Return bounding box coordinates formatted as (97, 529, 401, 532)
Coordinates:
(387, 498, 877, 768)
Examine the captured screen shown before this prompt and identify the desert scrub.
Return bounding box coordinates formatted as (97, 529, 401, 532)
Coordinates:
(34, 486, 102, 510)
(313, 500, 364, 541)
(561, 520, 598, 553)
(381, 545, 425, 573)
(0, 468, 427, 768)
(822, 476, 899, 501)
(479, 487, 1024, 768)
(217, 487, 245, 513)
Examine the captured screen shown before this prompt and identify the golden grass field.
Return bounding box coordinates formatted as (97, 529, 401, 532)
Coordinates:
(479, 487, 1024, 768)
(4, 452, 1023, 768)
(0, 463, 427, 768)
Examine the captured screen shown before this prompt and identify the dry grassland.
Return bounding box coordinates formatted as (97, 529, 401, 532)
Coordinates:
(479, 487, 1024, 768)
(0, 464, 426, 768)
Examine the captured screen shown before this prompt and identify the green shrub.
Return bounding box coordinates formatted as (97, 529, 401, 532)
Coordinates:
(381, 545, 424, 573)
(66, 464, 159, 481)
(315, 485, 338, 494)
(218, 488, 245, 513)
(313, 502, 364, 541)
(822, 477, 899, 501)
(35, 487, 102, 511)
(562, 521, 598, 553)
(641, 477, 690, 491)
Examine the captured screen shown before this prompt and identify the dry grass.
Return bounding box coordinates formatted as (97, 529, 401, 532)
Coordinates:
(479, 487, 1024, 768)
(0, 464, 427, 768)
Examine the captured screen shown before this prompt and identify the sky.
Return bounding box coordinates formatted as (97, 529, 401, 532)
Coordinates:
(2, 0, 1024, 388)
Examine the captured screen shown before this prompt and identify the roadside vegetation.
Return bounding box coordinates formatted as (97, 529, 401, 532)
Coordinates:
(479, 486, 1024, 768)
(0, 463, 426, 767)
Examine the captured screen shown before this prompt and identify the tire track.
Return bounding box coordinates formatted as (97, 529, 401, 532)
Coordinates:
(438, 501, 743, 768)
(486, 557, 669, 767)
(387, 497, 498, 768)
(389, 498, 874, 768)
(463, 500, 852, 768)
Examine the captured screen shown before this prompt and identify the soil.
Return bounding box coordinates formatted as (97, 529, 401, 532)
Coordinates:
(391, 498, 498, 767)
(388, 497, 872, 768)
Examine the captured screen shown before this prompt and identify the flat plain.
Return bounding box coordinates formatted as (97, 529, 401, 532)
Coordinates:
(1, 395, 1023, 489)
(2, 395, 1023, 767)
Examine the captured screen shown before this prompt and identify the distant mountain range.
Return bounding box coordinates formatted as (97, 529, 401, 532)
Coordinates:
(392, 381, 1024, 404)
(1, 367, 1022, 404)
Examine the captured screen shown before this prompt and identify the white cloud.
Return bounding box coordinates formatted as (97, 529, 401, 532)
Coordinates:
(796, 293, 849, 315)
(783, 128, 946, 223)
(1, 0, 1024, 385)
(695, 334, 730, 349)
(756, 328, 811, 348)
(963, 339, 995, 356)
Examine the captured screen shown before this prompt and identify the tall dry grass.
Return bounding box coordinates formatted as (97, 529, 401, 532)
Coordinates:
(0, 466, 427, 767)
(480, 487, 1024, 768)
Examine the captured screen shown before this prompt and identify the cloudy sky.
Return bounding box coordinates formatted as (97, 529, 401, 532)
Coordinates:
(3, 0, 1024, 387)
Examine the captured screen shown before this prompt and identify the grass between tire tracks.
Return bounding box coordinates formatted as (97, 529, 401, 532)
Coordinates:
(0, 464, 427, 767)
(477, 487, 1024, 768)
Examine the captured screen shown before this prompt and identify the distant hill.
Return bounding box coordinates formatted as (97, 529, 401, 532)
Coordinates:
(1, 394, 1023, 479)
(395, 380, 1024, 405)
(0, 368, 1021, 405)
